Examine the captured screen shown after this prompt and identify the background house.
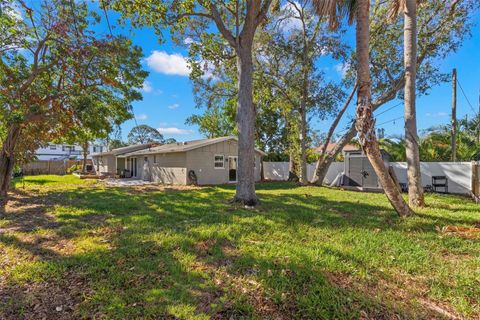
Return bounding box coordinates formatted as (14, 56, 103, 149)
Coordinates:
(35, 143, 107, 161)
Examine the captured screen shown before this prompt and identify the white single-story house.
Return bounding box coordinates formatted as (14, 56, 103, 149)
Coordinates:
(92, 136, 266, 185)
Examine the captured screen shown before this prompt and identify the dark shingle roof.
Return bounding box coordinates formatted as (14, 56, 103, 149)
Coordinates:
(91, 143, 158, 157)
(122, 136, 266, 157)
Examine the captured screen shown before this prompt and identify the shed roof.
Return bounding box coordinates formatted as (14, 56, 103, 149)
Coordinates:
(316, 143, 359, 154)
(121, 136, 267, 157)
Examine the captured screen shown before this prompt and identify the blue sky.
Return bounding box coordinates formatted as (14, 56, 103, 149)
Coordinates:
(89, 3, 480, 143)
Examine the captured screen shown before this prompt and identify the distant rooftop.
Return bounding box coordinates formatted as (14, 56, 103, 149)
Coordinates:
(316, 143, 359, 154)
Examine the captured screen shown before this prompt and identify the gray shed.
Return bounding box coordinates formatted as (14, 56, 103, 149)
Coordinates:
(343, 150, 390, 189)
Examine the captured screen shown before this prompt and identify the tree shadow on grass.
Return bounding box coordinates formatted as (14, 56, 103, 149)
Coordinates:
(0, 183, 477, 319)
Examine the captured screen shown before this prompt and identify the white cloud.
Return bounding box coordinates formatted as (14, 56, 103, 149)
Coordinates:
(135, 114, 148, 120)
(279, 2, 302, 32)
(6, 4, 22, 21)
(184, 37, 196, 45)
(142, 81, 153, 93)
(335, 62, 350, 78)
(168, 103, 179, 109)
(145, 51, 190, 76)
(426, 112, 448, 118)
(157, 127, 193, 135)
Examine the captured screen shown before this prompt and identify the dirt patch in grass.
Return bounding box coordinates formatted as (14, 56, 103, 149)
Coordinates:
(194, 239, 239, 268)
(324, 270, 464, 320)
(194, 262, 287, 320)
(194, 239, 288, 320)
(194, 239, 218, 256)
(3, 192, 60, 233)
(192, 239, 287, 319)
(0, 271, 93, 320)
(439, 225, 480, 239)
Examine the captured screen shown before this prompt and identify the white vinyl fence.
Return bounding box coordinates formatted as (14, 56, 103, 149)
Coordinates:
(390, 162, 472, 195)
(263, 161, 473, 195)
(263, 162, 343, 184)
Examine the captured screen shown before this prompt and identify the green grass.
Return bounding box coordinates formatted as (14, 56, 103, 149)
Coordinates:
(12, 174, 97, 189)
(1, 175, 479, 319)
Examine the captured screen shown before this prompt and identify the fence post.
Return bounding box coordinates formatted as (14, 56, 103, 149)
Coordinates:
(472, 161, 479, 202)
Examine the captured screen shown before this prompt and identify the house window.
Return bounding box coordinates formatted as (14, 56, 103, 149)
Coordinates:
(49, 144, 56, 150)
(153, 155, 157, 163)
(214, 155, 224, 169)
(62, 145, 74, 152)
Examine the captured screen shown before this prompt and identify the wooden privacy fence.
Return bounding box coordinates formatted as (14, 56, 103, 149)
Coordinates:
(21, 160, 91, 175)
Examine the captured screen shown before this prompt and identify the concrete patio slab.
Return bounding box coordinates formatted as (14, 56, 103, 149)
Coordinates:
(103, 178, 155, 186)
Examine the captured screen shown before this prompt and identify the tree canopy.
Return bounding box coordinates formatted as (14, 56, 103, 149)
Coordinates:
(128, 125, 164, 145)
(0, 0, 147, 207)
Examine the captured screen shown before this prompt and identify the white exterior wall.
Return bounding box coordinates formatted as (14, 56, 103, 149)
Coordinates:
(263, 161, 473, 195)
(36, 144, 106, 160)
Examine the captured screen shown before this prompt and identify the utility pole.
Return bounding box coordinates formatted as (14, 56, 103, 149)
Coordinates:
(477, 89, 480, 144)
(377, 128, 385, 139)
(451, 68, 457, 162)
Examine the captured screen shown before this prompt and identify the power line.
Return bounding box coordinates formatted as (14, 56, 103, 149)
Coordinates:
(377, 116, 403, 127)
(374, 102, 403, 117)
(457, 78, 477, 116)
(99, 0, 139, 129)
(335, 114, 404, 136)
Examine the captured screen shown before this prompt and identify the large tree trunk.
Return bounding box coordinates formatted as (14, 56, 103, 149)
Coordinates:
(288, 152, 299, 182)
(299, 104, 308, 184)
(234, 44, 258, 206)
(299, 39, 309, 185)
(356, 0, 413, 217)
(0, 124, 22, 213)
(82, 141, 89, 174)
(404, 0, 424, 207)
(313, 84, 357, 185)
(314, 125, 357, 184)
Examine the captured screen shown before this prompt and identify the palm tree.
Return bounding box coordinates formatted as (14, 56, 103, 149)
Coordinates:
(420, 125, 480, 161)
(378, 137, 406, 161)
(390, 0, 424, 207)
(313, 0, 414, 217)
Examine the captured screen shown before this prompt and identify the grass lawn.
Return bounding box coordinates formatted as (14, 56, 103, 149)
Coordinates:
(0, 175, 479, 319)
